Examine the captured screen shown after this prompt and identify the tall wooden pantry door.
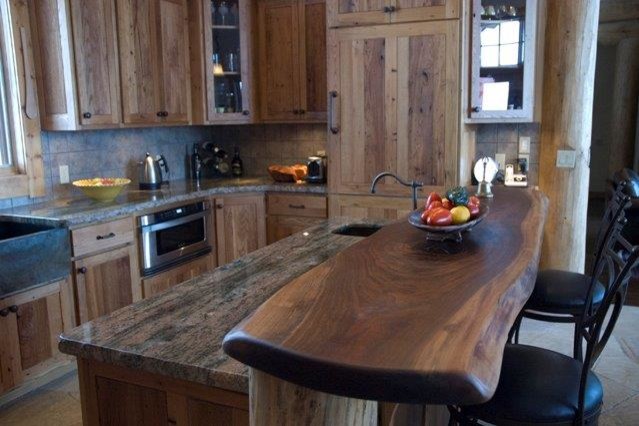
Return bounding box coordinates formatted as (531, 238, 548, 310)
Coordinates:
(327, 21, 459, 196)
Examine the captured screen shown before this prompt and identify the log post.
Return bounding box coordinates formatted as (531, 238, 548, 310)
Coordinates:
(538, 1, 600, 273)
(608, 37, 639, 177)
(249, 368, 377, 426)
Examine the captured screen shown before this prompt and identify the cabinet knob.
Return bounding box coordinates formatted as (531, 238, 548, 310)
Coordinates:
(299, 109, 306, 114)
(8, 305, 18, 313)
(293, 109, 300, 115)
(0, 308, 8, 317)
(83, 112, 92, 119)
(77, 267, 88, 274)
(157, 111, 164, 117)
(242, 110, 250, 116)
(471, 106, 481, 113)
(163, 111, 169, 117)
(383, 5, 396, 12)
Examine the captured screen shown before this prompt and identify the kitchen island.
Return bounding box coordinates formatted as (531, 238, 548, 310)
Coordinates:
(59, 188, 547, 426)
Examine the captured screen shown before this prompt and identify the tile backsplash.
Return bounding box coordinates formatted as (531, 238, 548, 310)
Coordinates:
(3, 124, 327, 208)
(474, 123, 540, 185)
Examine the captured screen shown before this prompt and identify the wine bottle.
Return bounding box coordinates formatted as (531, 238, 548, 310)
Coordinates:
(231, 146, 243, 177)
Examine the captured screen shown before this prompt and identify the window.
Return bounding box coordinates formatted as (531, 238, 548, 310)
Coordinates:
(0, 18, 12, 169)
(480, 20, 524, 68)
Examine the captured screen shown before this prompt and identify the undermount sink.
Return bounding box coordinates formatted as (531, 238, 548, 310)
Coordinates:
(0, 216, 70, 298)
(332, 224, 383, 237)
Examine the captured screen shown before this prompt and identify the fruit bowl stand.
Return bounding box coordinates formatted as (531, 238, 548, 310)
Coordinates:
(408, 205, 490, 243)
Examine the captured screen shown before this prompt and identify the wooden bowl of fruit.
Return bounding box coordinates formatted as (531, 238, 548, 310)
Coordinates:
(408, 187, 489, 243)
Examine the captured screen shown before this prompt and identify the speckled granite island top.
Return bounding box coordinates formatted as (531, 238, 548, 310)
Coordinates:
(58, 218, 381, 395)
(1, 177, 325, 227)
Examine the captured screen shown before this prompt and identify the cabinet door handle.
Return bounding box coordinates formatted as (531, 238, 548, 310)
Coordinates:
(96, 232, 116, 240)
(329, 91, 340, 134)
(216, 203, 224, 209)
(288, 204, 306, 209)
(471, 106, 481, 113)
(299, 109, 306, 114)
(8, 305, 18, 314)
(77, 267, 88, 274)
(163, 111, 169, 117)
(83, 112, 92, 119)
(0, 308, 8, 317)
(383, 5, 396, 12)
(242, 110, 250, 116)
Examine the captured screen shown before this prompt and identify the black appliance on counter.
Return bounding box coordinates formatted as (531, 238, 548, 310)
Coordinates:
(306, 155, 326, 183)
(138, 201, 212, 276)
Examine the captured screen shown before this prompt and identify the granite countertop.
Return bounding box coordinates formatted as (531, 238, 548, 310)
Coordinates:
(58, 218, 382, 394)
(0, 177, 326, 227)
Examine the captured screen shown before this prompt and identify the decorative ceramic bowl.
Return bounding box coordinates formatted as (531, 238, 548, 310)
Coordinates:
(72, 178, 131, 202)
(408, 204, 490, 243)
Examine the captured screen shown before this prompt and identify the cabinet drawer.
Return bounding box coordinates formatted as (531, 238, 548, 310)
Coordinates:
(72, 217, 134, 258)
(267, 194, 327, 218)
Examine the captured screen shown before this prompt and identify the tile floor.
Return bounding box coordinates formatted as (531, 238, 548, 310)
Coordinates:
(0, 307, 638, 426)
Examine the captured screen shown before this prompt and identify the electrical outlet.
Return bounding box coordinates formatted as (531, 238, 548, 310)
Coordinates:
(519, 136, 531, 154)
(495, 153, 506, 171)
(59, 165, 69, 184)
(556, 150, 577, 168)
(519, 154, 530, 167)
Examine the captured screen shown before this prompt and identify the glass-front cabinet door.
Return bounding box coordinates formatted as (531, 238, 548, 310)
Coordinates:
(204, 0, 253, 123)
(468, 0, 538, 122)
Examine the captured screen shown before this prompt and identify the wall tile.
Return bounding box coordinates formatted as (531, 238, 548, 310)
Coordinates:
(497, 124, 519, 143)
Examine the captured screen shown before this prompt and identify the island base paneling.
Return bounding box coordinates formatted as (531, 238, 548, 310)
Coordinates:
(77, 358, 249, 426)
(328, 194, 414, 220)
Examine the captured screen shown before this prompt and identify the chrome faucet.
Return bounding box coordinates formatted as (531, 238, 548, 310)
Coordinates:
(370, 172, 424, 210)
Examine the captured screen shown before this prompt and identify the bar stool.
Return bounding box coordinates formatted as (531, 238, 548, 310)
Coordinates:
(509, 181, 631, 360)
(448, 214, 639, 425)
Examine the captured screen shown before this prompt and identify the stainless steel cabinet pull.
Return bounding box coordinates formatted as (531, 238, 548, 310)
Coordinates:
(288, 204, 306, 209)
(96, 232, 115, 240)
(329, 91, 339, 134)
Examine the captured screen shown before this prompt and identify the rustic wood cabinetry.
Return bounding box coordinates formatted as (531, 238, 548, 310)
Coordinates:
(0, 279, 75, 395)
(258, 0, 327, 122)
(29, 0, 121, 130)
(327, 0, 459, 28)
(117, 0, 191, 125)
(266, 194, 327, 244)
(214, 194, 266, 265)
(71, 218, 141, 324)
(327, 20, 459, 196)
(142, 255, 215, 298)
(329, 194, 413, 220)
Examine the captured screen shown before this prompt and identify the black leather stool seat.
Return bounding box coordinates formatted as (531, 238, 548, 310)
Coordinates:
(525, 270, 606, 315)
(462, 344, 603, 425)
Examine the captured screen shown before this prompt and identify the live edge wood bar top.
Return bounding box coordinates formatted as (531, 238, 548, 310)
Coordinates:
(223, 188, 548, 405)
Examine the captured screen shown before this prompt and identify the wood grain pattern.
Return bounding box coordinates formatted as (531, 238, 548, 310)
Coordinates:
(70, 0, 121, 126)
(0, 311, 22, 393)
(300, 0, 327, 120)
(390, 0, 459, 23)
(328, 21, 459, 196)
(215, 194, 267, 266)
(142, 255, 214, 298)
(266, 194, 327, 217)
(328, 194, 414, 220)
(96, 376, 169, 425)
(328, 0, 389, 27)
(225, 188, 548, 404)
(250, 368, 377, 426)
(71, 217, 135, 258)
(266, 216, 325, 244)
(538, 0, 599, 273)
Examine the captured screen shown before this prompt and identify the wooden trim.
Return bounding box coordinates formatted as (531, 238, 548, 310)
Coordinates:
(0, 280, 61, 311)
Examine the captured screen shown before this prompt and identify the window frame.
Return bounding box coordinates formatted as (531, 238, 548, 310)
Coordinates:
(0, 0, 45, 200)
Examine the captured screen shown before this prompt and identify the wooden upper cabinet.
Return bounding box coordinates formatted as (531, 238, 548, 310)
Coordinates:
(117, 0, 191, 125)
(258, 0, 326, 122)
(327, 21, 459, 195)
(214, 194, 266, 266)
(70, 0, 121, 126)
(326, 0, 459, 28)
(157, 0, 191, 123)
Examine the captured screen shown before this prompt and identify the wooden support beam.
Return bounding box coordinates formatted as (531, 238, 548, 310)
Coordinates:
(249, 368, 377, 426)
(608, 37, 639, 177)
(538, 1, 600, 273)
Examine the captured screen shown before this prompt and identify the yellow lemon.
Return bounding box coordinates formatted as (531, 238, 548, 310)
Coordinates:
(450, 206, 470, 225)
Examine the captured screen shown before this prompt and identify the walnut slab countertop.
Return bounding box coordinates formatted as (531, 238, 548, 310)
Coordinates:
(58, 218, 376, 394)
(1, 177, 325, 227)
(223, 188, 548, 405)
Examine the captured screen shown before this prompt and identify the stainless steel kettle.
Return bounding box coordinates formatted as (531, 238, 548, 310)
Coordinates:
(139, 153, 169, 190)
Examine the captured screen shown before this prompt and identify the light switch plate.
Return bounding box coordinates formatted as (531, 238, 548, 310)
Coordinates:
(518, 136, 531, 154)
(59, 165, 69, 184)
(495, 153, 506, 171)
(556, 150, 577, 168)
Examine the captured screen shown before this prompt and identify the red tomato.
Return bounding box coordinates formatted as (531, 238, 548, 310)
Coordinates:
(420, 209, 430, 224)
(441, 198, 453, 210)
(426, 200, 443, 212)
(469, 196, 481, 207)
(427, 208, 453, 226)
(424, 192, 442, 210)
(468, 203, 480, 218)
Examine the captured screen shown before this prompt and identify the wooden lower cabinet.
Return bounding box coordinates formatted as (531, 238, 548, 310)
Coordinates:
(79, 359, 249, 426)
(266, 215, 325, 244)
(73, 244, 141, 323)
(266, 193, 328, 244)
(328, 194, 414, 220)
(214, 194, 267, 265)
(0, 278, 75, 395)
(142, 255, 215, 298)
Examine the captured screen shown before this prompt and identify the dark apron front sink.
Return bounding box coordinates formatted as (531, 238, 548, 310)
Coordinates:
(332, 224, 383, 237)
(0, 217, 70, 298)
